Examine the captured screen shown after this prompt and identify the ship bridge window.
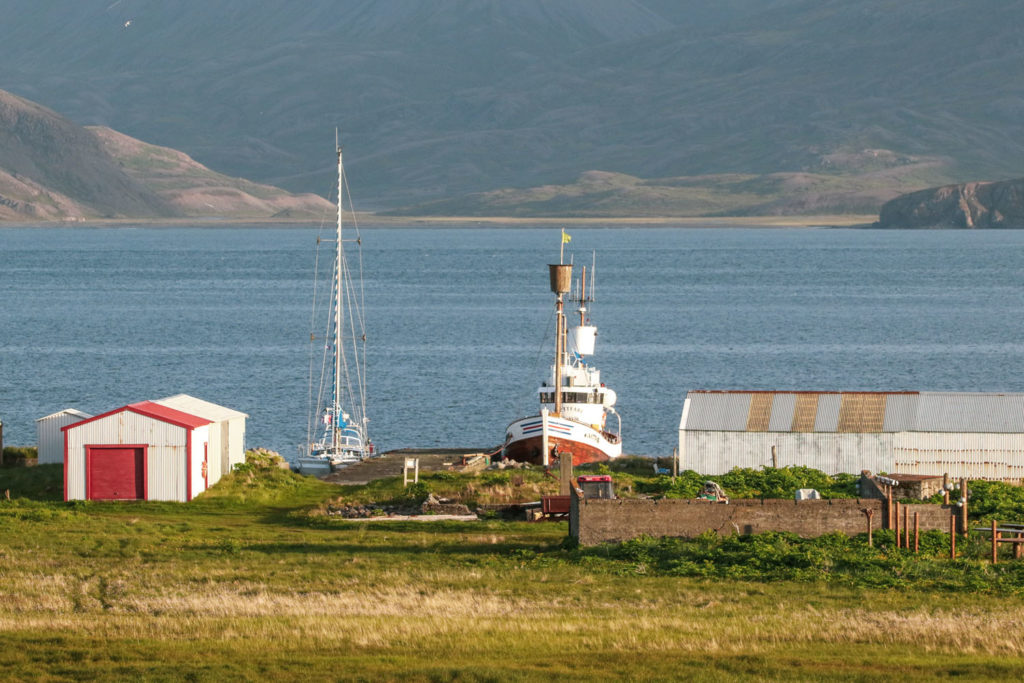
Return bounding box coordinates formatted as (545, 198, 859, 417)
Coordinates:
(540, 391, 605, 404)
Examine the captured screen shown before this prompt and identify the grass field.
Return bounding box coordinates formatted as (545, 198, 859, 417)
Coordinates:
(3, 461, 1024, 681)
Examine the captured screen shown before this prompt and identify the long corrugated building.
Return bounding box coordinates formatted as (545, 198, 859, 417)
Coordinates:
(680, 391, 1024, 481)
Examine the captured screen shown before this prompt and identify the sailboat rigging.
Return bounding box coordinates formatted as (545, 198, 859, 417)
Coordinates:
(298, 136, 371, 475)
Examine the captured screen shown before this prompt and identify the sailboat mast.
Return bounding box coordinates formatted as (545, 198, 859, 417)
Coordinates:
(333, 142, 344, 452)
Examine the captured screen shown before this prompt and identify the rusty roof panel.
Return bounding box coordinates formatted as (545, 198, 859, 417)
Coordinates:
(746, 393, 773, 431)
(792, 394, 819, 432)
(837, 393, 887, 432)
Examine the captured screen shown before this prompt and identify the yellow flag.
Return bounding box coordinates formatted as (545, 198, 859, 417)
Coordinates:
(561, 229, 571, 244)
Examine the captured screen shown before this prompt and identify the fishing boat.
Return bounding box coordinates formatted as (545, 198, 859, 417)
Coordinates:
(501, 234, 622, 466)
(297, 137, 372, 475)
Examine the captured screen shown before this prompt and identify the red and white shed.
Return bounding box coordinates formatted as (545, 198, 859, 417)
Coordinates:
(63, 401, 212, 502)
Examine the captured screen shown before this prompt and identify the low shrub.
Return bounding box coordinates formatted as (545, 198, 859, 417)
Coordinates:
(569, 529, 1024, 592)
(633, 466, 859, 500)
(2, 445, 38, 466)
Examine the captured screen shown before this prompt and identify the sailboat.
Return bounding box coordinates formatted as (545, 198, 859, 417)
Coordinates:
(501, 233, 622, 466)
(297, 137, 372, 475)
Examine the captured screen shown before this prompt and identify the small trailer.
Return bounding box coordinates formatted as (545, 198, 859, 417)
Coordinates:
(576, 474, 615, 500)
(537, 474, 617, 520)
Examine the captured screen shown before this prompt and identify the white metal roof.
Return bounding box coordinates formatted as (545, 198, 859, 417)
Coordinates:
(36, 408, 93, 422)
(153, 394, 248, 422)
(915, 392, 1024, 433)
(682, 391, 1024, 434)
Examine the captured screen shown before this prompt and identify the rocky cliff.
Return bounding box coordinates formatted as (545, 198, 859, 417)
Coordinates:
(875, 179, 1024, 229)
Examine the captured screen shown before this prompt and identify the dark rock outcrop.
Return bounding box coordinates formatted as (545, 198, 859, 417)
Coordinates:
(875, 179, 1024, 229)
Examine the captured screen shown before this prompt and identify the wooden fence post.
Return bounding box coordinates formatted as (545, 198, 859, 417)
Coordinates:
(895, 501, 901, 548)
(960, 478, 968, 537)
(914, 512, 919, 554)
(992, 518, 999, 565)
(862, 508, 874, 547)
(950, 514, 957, 559)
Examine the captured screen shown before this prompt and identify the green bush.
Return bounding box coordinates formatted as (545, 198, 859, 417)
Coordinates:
(2, 445, 38, 466)
(395, 481, 430, 505)
(962, 480, 1024, 522)
(634, 466, 858, 500)
(570, 529, 1024, 592)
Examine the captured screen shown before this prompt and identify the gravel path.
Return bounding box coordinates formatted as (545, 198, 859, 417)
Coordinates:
(320, 448, 494, 485)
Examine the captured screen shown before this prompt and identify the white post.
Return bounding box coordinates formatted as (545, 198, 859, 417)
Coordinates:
(404, 457, 419, 486)
(541, 407, 550, 467)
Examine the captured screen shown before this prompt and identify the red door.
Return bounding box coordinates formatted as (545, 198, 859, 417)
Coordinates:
(87, 446, 145, 500)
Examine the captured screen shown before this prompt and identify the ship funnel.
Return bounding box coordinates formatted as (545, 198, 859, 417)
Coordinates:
(570, 325, 597, 356)
(548, 264, 572, 294)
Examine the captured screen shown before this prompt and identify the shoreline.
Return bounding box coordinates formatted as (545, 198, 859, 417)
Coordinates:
(0, 213, 877, 229)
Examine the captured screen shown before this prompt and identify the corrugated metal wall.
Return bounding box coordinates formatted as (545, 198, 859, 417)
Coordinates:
(37, 412, 89, 464)
(205, 422, 222, 485)
(682, 431, 893, 475)
(191, 425, 209, 497)
(66, 411, 188, 501)
(894, 432, 1024, 481)
(225, 416, 246, 472)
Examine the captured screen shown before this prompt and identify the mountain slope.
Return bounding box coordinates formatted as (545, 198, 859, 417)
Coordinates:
(88, 127, 333, 219)
(1, 1, 1022, 209)
(0, 90, 174, 219)
(0, 89, 332, 221)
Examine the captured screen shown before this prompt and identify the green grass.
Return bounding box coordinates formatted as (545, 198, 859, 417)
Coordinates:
(3, 457, 1024, 680)
(0, 462, 61, 500)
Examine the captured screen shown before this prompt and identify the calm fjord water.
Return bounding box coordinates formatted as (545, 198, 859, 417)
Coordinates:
(3, 226, 1024, 460)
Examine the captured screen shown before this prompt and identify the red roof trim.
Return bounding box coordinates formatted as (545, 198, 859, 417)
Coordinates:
(129, 401, 211, 429)
(62, 401, 211, 432)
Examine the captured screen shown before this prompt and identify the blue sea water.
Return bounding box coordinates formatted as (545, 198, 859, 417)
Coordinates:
(2, 226, 1024, 460)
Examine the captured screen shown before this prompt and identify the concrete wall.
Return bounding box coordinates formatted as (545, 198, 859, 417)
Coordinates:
(571, 496, 956, 546)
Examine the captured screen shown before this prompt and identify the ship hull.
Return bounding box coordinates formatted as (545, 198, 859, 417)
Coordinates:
(502, 415, 621, 466)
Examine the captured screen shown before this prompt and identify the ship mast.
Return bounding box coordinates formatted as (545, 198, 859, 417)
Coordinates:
(333, 139, 344, 452)
(578, 265, 587, 326)
(549, 261, 572, 417)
